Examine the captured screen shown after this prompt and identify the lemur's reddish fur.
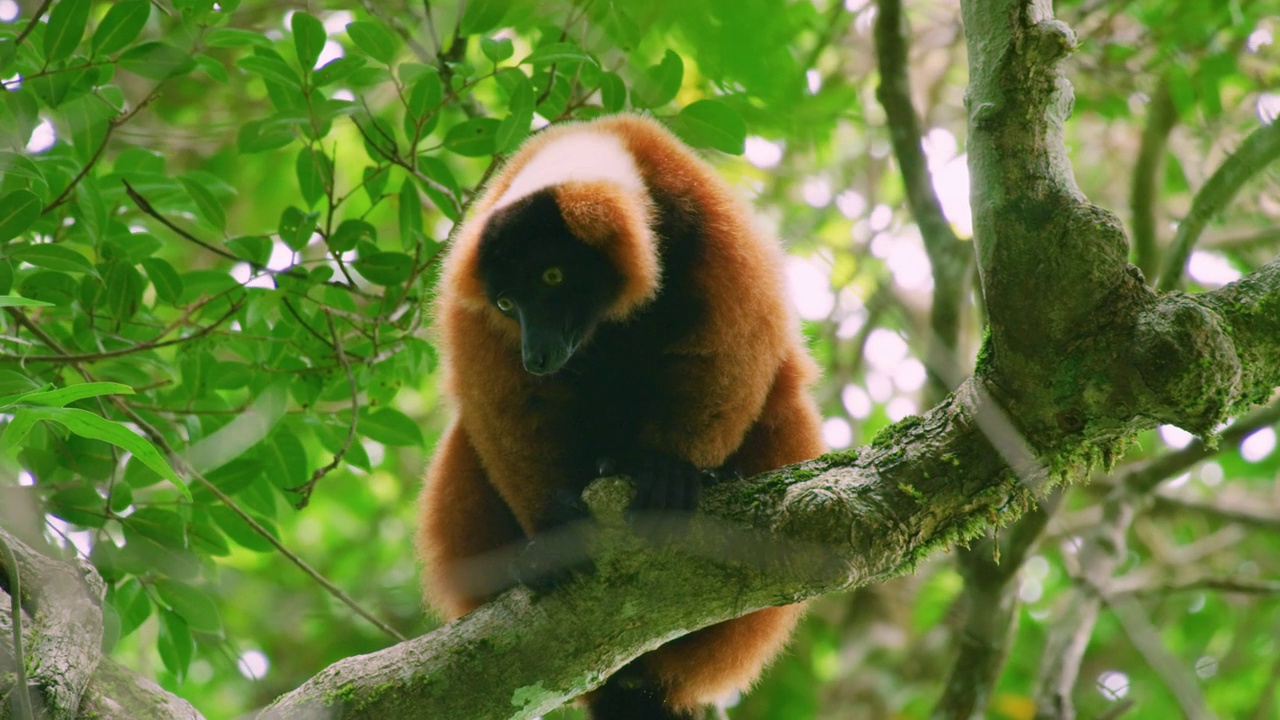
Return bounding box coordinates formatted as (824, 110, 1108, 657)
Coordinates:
(416, 114, 825, 715)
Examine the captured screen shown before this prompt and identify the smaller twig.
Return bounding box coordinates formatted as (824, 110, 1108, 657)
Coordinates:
(422, 0, 442, 56)
(281, 298, 335, 347)
(288, 312, 359, 509)
(1129, 79, 1178, 280)
(12, 0, 52, 48)
(0, 534, 35, 720)
(352, 111, 464, 218)
(1113, 573, 1280, 597)
(801, 0, 848, 71)
(1, 298, 244, 363)
(43, 77, 166, 214)
(1093, 698, 1136, 720)
(1151, 491, 1280, 532)
(1105, 595, 1209, 718)
(1157, 120, 1280, 290)
(124, 179, 271, 267)
(9, 307, 407, 643)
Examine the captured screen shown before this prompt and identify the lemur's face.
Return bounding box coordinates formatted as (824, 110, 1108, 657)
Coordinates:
(477, 189, 622, 375)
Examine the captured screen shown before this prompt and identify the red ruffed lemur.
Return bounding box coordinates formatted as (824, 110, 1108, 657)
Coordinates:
(416, 114, 826, 720)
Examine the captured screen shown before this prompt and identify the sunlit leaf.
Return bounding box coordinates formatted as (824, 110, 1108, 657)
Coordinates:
(180, 176, 227, 230)
(22, 407, 189, 498)
(44, 0, 91, 64)
(460, 0, 512, 36)
(443, 117, 500, 157)
(352, 251, 413, 285)
(496, 72, 534, 153)
(92, 0, 150, 56)
(481, 37, 514, 64)
(7, 243, 96, 274)
(346, 21, 401, 64)
(521, 42, 596, 68)
(291, 11, 326, 72)
(9, 382, 134, 408)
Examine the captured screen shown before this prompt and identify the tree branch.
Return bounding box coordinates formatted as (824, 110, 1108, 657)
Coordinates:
(873, 0, 971, 399)
(0, 528, 204, 720)
(1033, 400, 1280, 720)
(264, 378, 1045, 719)
(1130, 79, 1178, 280)
(1158, 120, 1280, 291)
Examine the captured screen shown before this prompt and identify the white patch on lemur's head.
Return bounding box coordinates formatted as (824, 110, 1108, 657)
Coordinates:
(495, 129, 644, 209)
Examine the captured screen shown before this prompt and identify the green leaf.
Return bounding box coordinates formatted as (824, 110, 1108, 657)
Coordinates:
(417, 156, 460, 220)
(92, 0, 150, 56)
(291, 11, 326, 71)
(236, 54, 302, 88)
(599, 71, 626, 112)
(363, 165, 390, 203)
(295, 147, 332, 208)
(398, 180, 422, 249)
(278, 206, 318, 251)
(632, 50, 683, 109)
(352, 252, 413, 285)
(0, 295, 53, 308)
(0, 190, 41, 242)
(260, 429, 306, 490)
(669, 99, 747, 154)
(237, 117, 295, 153)
(118, 41, 195, 80)
(157, 610, 194, 680)
(443, 117, 500, 157)
(10, 382, 134, 408)
(184, 382, 288, 475)
(189, 512, 231, 556)
(19, 271, 77, 306)
(225, 235, 271, 266)
(496, 72, 534, 153)
(44, 0, 91, 64)
(7, 244, 96, 274)
(346, 21, 400, 64)
(112, 578, 152, 639)
(354, 406, 424, 446)
(329, 219, 374, 253)
(521, 42, 596, 68)
(194, 54, 228, 83)
(209, 506, 276, 552)
(481, 37, 514, 64)
(198, 458, 262, 496)
(106, 261, 144, 320)
(1, 409, 39, 449)
(179, 176, 226, 230)
(141, 257, 183, 304)
(313, 55, 365, 86)
(24, 407, 189, 498)
(460, 0, 512, 36)
(154, 579, 222, 635)
(125, 507, 187, 549)
(406, 69, 444, 121)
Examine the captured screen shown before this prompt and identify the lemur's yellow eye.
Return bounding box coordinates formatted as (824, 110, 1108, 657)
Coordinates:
(496, 297, 514, 312)
(542, 267, 563, 286)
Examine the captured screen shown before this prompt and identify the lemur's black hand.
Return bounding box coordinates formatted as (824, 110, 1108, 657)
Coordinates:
(506, 487, 592, 595)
